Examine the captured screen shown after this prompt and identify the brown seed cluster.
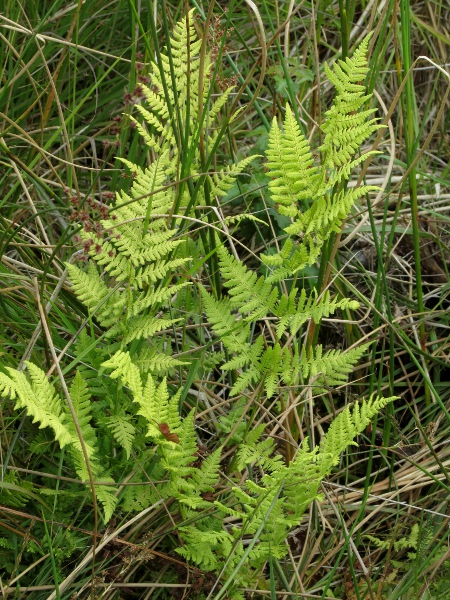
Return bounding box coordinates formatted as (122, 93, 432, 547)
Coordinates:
(208, 13, 237, 91)
(67, 190, 117, 262)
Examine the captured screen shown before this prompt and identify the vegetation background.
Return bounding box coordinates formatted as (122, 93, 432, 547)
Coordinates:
(0, 0, 449, 598)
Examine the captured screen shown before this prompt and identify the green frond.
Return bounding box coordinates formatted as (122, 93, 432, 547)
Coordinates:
(68, 371, 98, 458)
(140, 86, 170, 121)
(282, 454, 323, 520)
(134, 344, 187, 376)
(230, 366, 261, 397)
(176, 525, 232, 571)
(262, 35, 385, 283)
(285, 185, 379, 238)
(65, 262, 126, 327)
(104, 414, 135, 459)
(95, 483, 119, 524)
(266, 106, 320, 214)
(221, 213, 267, 228)
(115, 229, 183, 266)
(217, 245, 279, 320)
(318, 394, 397, 469)
(319, 34, 384, 169)
(132, 281, 191, 316)
(1, 367, 119, 524)
(209, 156, 258, 198)
(192, 447, 222, 493)
(116, 151, 173, 212)
(276, 287, 360, 337)
(128, 114, 162, 150)
(121, 471, 160, 512)
(122, 315, 183, 345)
(261, 235, 321, 282)
(222, 335, 264, 371)
(259, 343, 292, 397)
(0, 365, 73, 448)
(101, 350, 143, 401)
(199, 287, 251, 353)
(133, 257, 191, 287)
(295, 342, 371, 387)
(139, 376, 181, 439)
(206, 85, 234, 121)
(235, 424, 282, 472)
(161, 410, 197, 479)
(66, 261, 108, 311)
(84, 231, 184, 280)
(165, 8, 201, 73)
(266, 117, 297, 210)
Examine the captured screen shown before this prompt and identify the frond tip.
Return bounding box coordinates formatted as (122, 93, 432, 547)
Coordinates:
(263, 34, 385, 280)
(318, 394, 397, 468)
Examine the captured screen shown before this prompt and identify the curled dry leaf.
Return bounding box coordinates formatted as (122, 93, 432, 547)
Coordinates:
(158, 422, 180, 444)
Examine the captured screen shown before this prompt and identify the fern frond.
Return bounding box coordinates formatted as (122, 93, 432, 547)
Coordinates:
(266, 106, 320, 214)
(209, 156, 258, 198)
(0, 365, 73, 448)
(104, 414, 135, 459)
(133, 257, 191, 287)
(319, 34, 384, 168)
(192, 447, 222, 493)
(261, 234, 320, 282)
(199, 287, 251, 354)
(135, 344, 187, 376)
(295, 342, 371, 386)
(235, 424, 283, 472)
(139, 376, 182, 439)
(162, 410, 197, 477)
(122, 315, 183, 345)
(65, 262, 126, 327)
(318, 394, 397, 470)
(95, 483, 119, 524)
(65, 261, 108, 312)
(230, 366, 261, 397)
(176, 525, 232, 571)
(259, 343, 292, 397)
(275, 287, 359, 337)
(121, 471, 160, 512)
(101, 351, 143, 401)
(217, 245, 279, 320)
(206, 85, 234, 121)
(68, 371, 98, 458)
(282, 448, 323, 520)
(284, 185, 379, 238)
(131, 281, 191, 316)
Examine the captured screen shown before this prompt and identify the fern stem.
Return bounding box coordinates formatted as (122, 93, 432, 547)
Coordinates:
(305, 234, 337, 356)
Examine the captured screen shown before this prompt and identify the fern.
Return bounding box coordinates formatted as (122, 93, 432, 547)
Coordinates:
(319, 34, 381, 168)
(104, 414, 135, 459)
(0, 364, 73, 448)
(217, 244, 279, 320)
(64, 9, 256, 382)
(261, 35, 385, 281)
(275, 287, 359, 337)
(317, 394, 396, 467)
(202, 242, 370, 397)
(266, 104, 320, 216)
(1, 13, 396, 596)
(213, 395, 397, 588)
(0, 367, 117, 522)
